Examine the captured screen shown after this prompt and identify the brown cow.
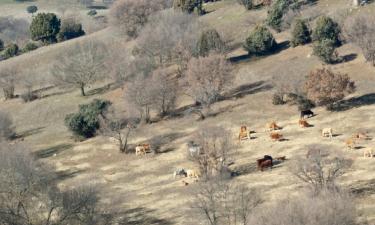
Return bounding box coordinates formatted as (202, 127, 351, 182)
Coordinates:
(267, 122, 281, 131)
(258, 160, 273, 171)
(238, 126, 251, 142)
(135, 143, 151, 156)
(298, 119, 310, 128)
(270, 132, 283, 141)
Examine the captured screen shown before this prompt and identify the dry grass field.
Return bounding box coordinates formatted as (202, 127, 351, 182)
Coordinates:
(1, 0, 375, 224)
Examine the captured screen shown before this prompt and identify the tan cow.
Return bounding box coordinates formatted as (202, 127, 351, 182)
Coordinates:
(267, 121, 282, 131)
(352, 132, 370, 140)
(186, 169, 200, 179)
(238, 126, 251, 142)
(135, 144, 151, 156)
(364, 149, 373, 158)
(321, 128, 333, 138)
(270, 132, 283, 141)
(299, 119, 310, 128)
(345, 138, 356, 150)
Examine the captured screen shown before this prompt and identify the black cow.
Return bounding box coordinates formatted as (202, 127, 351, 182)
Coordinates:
(300, 110, 314, 119)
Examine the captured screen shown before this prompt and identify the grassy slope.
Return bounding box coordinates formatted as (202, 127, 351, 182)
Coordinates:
(1, 0, 375, 224)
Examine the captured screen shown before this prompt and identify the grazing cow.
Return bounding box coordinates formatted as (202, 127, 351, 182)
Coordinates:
(364, 149, 373, 158)
(270, 132, 283, 141)
(299, 119, 310, 128)
(135, 143, 151, 156)
(258, 160, 273, 171)
(300, 109, 314, 119)
(321, 128, 333, 138)
(352, 132, 370, 140)
(257, 155, 274, 170)
(267, 122, 281, 131)
(187, 141, 201, 158)
(238, 126, 251, 142)
(345, 138, 356, 150)
(173, 168, 187, 179)
(186, 169, 200, 179)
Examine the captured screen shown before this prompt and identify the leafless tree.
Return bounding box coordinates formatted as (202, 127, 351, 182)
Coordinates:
(99, 106, 139, 153)
(0, 16, 30, 46)
(0, 66, 17, 100)
(52, 41, 107, 96)
(124, 76, 153, 124)
(290, 147, 353, 193)
(136, 10, 202, 68)
(0, 111, 14, 141)
(184, 54, 233, 119)
(192, 179, 261, 225)
(250, 189, 357, 225)
(344, 14, 375, 66)
(0, 143, 112, 225)
(149, 68, 178, 116)
(109, 0, 170, 38)
(193, 126, 234, 179)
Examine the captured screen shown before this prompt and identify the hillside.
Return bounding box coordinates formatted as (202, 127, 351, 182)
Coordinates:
(1, 0, 375, 224)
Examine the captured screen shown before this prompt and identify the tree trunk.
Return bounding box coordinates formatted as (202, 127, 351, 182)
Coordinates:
(80, 84, 86, 96)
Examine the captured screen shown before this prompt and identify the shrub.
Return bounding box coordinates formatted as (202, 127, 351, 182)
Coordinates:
(296, 96, 315, 111)
(195, 29, 225, 57)
(22, 42, 38, 52)
(304, 68, 355, 107)
(26, 5, 38, 15)
(57, 19, 85, 42)
(291, 19, 311, 47)
(272, 93, 285, 105)
(20, 91, 38, 102)
(0, 111, 14, 140)
(87, 9, 97, 16)
(65, 99, 111, 138)
(312, 16, 341, 46)
(30, 13, 61, 43)
(0, 39, 4, 51)
(266, 0, 291, 32)
(173, 0, 204, 15)
(313, 38, 337, 63)
(237, 0, 253, 10)
(244, 25, 277, 55)
(3, 43, 19, 58)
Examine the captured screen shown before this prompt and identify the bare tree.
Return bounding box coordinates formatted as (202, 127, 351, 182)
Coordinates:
(250, 189, 357, 225)
(0, 143, 112, 225)
(150, 68, 178, 116)
(136, 10, 202, 68)
(99, 106, 139, 153)
(193, 179, 261, 225)
(193, 126, 234, 179)
(290, 147, 353, 193)
(0, 111, 14, 141)
(109, 0, 170, 38)
(184, 54, 233, 119)
(0, 66, 17, 100)
(52, 41, 107, 96)
(344, 14, 375, 66)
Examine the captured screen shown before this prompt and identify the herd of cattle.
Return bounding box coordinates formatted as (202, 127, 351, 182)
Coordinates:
(133, 109, 374, 185)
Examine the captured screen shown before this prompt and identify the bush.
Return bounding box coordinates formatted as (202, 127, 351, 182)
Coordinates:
(26, 5, 38, 15)
(312, 16, 341, 46)
(30, 13, 61, 43)
(304, 68, 355, 107)
(3, 43, 19, 58)
(0, 111, 14, 140)
(237, 0, 253, 10)
(173, 0, 204, 15)
(57, 19, 85, 42)
(266, 0, 291, 32)
(0, 39, 4, 51)
(244, 25, 277, 55)
(272, 93, 285, 105)
(296, 96, 315, 111)
(291, 19, 311, 47)
(87, 9, 97, 16)
(65, 99, 111, 138)
(22, 42, 38, 52)
(20, 91, 38, 102)
(195, 29, 225, 57)
(313, 38, 337, 63)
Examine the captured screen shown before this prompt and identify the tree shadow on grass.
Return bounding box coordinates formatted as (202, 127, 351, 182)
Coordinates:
(223, 81, 273, 100)
(118, 207, 174, 225)
(328, 93, 375, 112)
(55, 168, 86, 181)
(86, 83, 117, 96)
(12, 127, 45, 140)
(34, 143, 73, 158)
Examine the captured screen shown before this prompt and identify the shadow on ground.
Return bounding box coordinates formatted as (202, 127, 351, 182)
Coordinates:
(118, 207, 174, 225)
(35, 143, 73, 158)
(329, 93, 375, 112)
(13, 127, 45, 139)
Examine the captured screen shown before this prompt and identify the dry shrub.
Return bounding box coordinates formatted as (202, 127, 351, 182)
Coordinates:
(344, 14, 375, 66)
(0, 111, 14, 141)
(0, 66, 17, 100)
(193, 179, 261, 225)
(304, 68, 355, 107)
(290, 147, 353, 193)
(250, 189, 357, 225)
